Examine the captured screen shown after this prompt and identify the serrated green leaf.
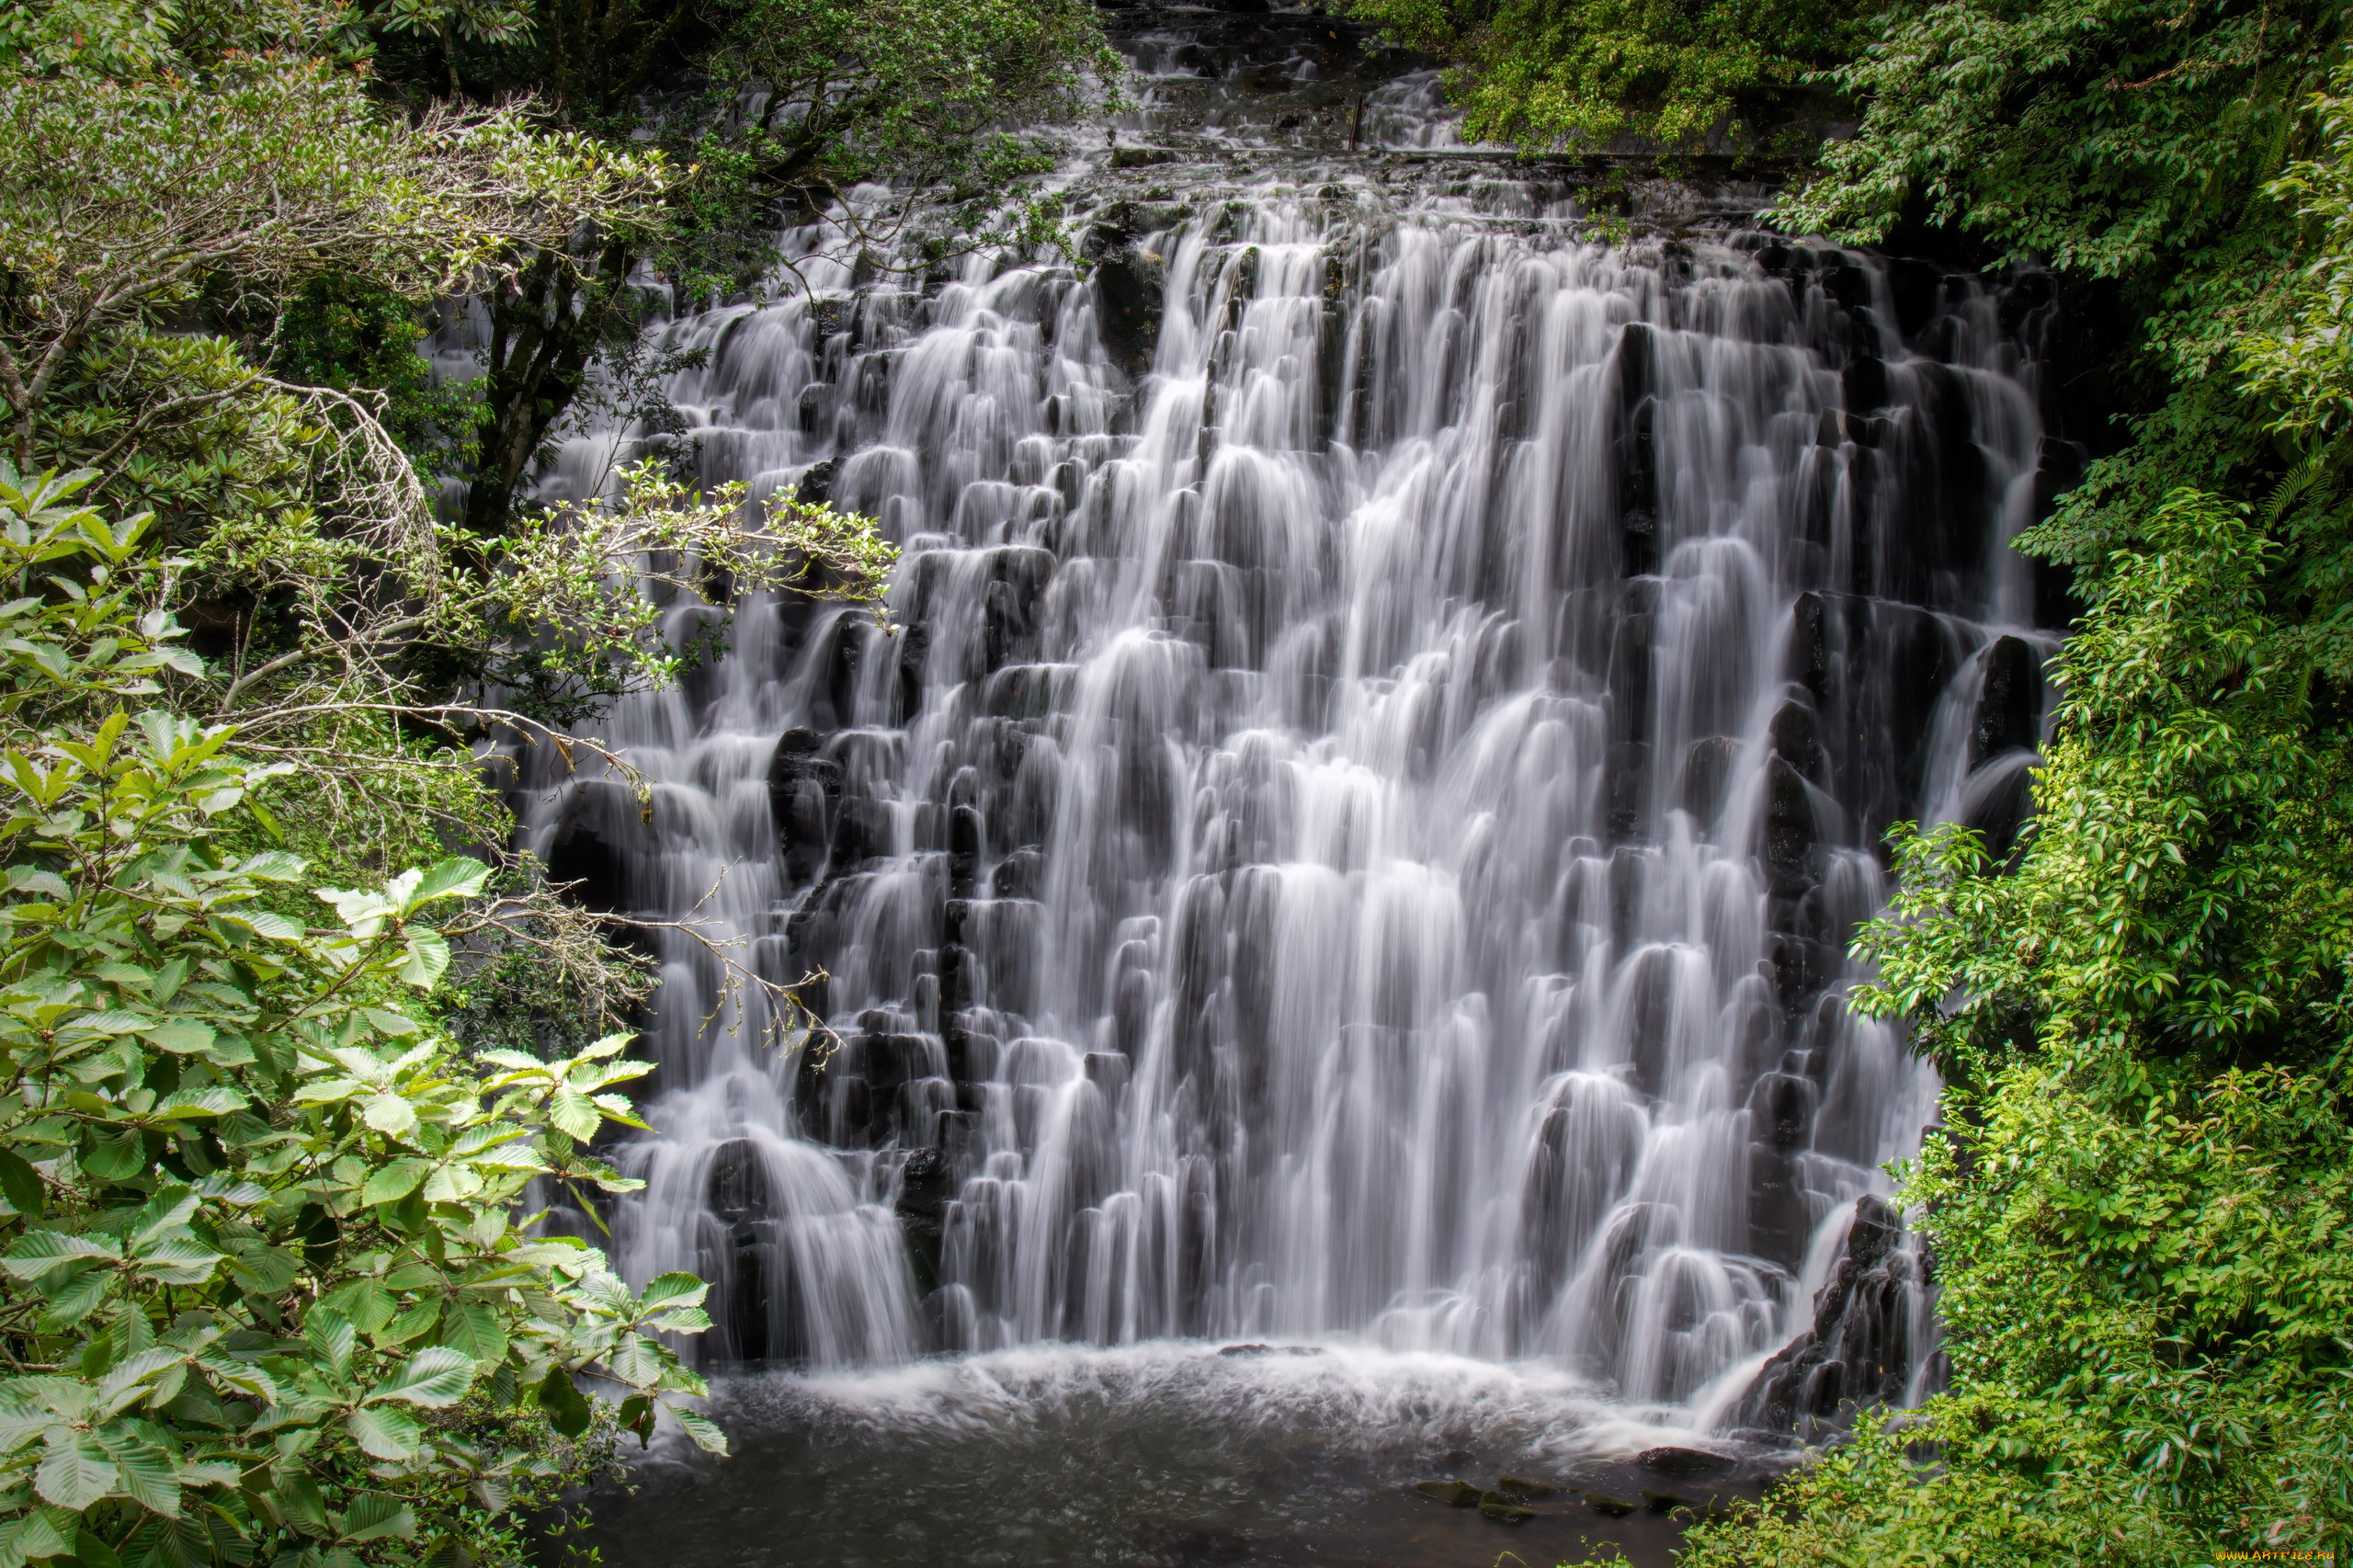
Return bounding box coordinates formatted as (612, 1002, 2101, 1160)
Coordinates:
(317, 1278, 395, 1335)
(303, 1307, 356, 1381)
(548, 1085, 600, 1142)
(359, 1158, 432, 1206)
(0, 1148, 44, 1217)
(637, 1272, 710, 1312)
(339, 1491, 418, 1543)
(674, 1409, 729, 1455)
(396, 930, 451, 989)
(5, 1230, 119, 1276)
(79, 1128, 146, 1182)
(379, 1298, 440, 1346)
(361, 1093, 417, 1137)
(437, 1299, 509, 1363)
(367, 1346, 475, 1408)
(343, 1404, 423, 1461)
(404, 858, 492, 909)
(605, 1334, 665, 1389)
(536, 1366, 592, 1438)
(33, 1435, 115, 1509)
(95, 1427, 177, 1516)
(139, 1022, 214, 1054)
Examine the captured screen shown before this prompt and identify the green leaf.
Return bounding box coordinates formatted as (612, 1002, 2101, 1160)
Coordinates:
(536, 1366, 592, 1438)
(94, 1427, 178, 1516)
(319, 1278, 396, 1335)
(548, 1085, 601, 1142)
(140, 1022, 214, 1054)
(338, 1491, 418, 1543)
(361, 1093, 418, 1138)
(404, 858, 492, 909)
(674, 1409, 729, 1455)
(131, 1238, 222, 1286)
(343, 1403, 423, 1461)
(380, 1298, 441, 1346)
(638, 1272, 710, 1312)
(605, 1334, 665, 1389)
(5, 1230, 119, 1276)
(367, 1346, 475, 1408)
(80, 1128, 146, 1182)
(396, 929, 451, 989)
(303, 1306, 357, 1381)
(0, 1148, 44, 1217)
(360, 1157, 432, 1206)
(435, 1300, 509, 1366)
(33, 1434, 115, 1509)
(72, 1528, 122, 1568)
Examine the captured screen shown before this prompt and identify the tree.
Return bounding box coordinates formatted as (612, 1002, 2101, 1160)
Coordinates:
(353, 0, 1119, 535)
(1683, 48, 2353, 1568)
(0, 468, 728, 1568)
(1336, 0, 1880, 154)
(0, 4, 904, 1561)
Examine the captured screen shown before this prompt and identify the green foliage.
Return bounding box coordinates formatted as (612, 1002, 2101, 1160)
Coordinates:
(1781, 0, 2339, 278)
(352, 0, 1120, 533)
(0, 468, 727, 1568)
(269, 278, 481, 479)
(1684, 495, 2353, 1558)
(1688, 52, 2353, 1559)
(1340, 0, 1874, 153)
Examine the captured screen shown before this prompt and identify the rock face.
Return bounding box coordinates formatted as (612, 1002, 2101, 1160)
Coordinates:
(1086, 206, 1167, 379)
(535, 0, 2061, 1405)
(1737, 1195, 1916, 1434)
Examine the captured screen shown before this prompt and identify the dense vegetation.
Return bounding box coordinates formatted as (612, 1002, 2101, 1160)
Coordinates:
(11, 0, 2351, 1554)
(0, 0, 1102, 1561)
(1338, 0, 2353, 1558)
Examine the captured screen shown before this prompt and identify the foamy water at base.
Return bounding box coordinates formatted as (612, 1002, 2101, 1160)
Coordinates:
(576, 1341, 1780, 1567)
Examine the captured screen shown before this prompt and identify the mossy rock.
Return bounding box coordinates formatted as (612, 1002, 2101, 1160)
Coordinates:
(1479, 1500, 1537, 1524)
(1496, 1475, 1557, 1498)
(1414, 1478, 1482, 1507)
(1584, 1491, 1637, 1517)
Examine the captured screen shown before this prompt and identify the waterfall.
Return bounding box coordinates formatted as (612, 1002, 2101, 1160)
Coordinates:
(498, 5, 2062, 1434)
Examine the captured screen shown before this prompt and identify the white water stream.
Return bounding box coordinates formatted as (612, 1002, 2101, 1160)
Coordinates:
(487, 5, 2060, 1466)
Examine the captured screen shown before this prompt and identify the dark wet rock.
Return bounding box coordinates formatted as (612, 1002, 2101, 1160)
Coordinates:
(1415, 1479, 1482, 1507)
(1745, 1074, 1816, 1150)
(1583, 1491, 1637, 1517)
(1606, 740, 1650, 842)
(1090, 227, 1167, 378)
(1637, 1447, 1736, 1479)
(1769, 699, 1823, 781)
(895, 1145, 956, 1298)
(1763, 756, 1818, 897)
(701, 1141, 773, 1358)
(793, 459, 835, 506)
(1789, 590, 1835, 705)
(768, 728, 842, 886)
(1495, 1476, 1557, 1499)
(1217, 1342, 1323, 1358)
(1680, 734, 1739, 823)
(1108, 145, 1180, 168)
(542, 778, 647, 915)
(1478, 1497, 1536, 1524)
(1842, 353, 1889, 413)
(829, 795, 893, 866)
(1971, 634, 2041, 765)
(1739, 1194, 1915, 1435)
(1748, 1142, 1814, 1266)
(1642, 1488, 1695, 1514)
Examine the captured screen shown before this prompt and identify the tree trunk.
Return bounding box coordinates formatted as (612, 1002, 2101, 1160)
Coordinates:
(460, 240, 636, 536)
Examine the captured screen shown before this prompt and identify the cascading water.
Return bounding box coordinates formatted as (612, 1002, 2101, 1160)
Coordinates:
(491, 5, 2067, 1556)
